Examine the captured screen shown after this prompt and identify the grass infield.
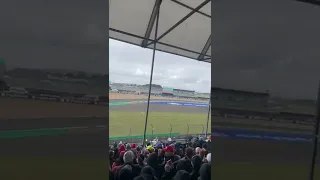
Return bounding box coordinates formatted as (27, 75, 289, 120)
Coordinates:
(109, 111, 210, 137)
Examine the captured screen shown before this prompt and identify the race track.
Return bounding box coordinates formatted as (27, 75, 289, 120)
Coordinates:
(110, 102, 209, 113)
(0, 98, 207, 157)
(0, 98, 318, 166)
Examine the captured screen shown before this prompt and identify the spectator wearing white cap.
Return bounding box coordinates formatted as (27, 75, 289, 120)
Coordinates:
(195, 147, 201, 155)
(123, 151, 135, 164)
(206, 153, 211, 164)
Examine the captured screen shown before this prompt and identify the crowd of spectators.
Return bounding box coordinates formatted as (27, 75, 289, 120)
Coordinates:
(109, 136, 211, 180)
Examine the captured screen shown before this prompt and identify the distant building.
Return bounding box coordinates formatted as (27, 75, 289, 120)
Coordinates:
(162, 87, 174, 93)
(161, 87, 196, 97)
(211, 87, 270, 109)
(162, 87, 174, 96)
(173, 88, 195, 97)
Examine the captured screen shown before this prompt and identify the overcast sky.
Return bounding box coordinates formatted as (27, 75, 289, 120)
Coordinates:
(0, 0, 108, 74)
(0, 0, 210, 93)
(3, 0, 320, 97)
(212, 0, 320, 99)
(109, 39, 211, 93)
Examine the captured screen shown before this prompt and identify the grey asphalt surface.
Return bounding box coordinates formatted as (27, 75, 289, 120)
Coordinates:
(110, 103, 209, 113)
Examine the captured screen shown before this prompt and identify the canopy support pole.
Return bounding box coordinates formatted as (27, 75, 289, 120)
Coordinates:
(141, 0, 162, 47)
(142, 1, 161, 147)
(198, 35, 211, 61)
(308, 80, 320, 180)
(205, 88, 211, 138)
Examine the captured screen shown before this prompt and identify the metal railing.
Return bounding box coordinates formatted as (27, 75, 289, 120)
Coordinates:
(109, 123, 208, 144)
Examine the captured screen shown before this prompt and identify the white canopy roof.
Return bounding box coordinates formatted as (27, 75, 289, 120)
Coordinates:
(109, 0, 211, 63)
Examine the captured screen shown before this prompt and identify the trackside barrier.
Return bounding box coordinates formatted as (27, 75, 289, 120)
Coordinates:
(110, 124, 316, 143)
(109, 124, 208, 142)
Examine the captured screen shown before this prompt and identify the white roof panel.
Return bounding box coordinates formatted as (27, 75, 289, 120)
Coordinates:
(109, 0, 211, 63)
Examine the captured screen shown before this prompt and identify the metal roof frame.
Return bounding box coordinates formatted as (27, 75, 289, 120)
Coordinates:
(109, 0, 212, 62)
(109, 0, 211, 146)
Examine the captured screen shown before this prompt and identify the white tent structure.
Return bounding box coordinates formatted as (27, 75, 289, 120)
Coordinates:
(109, 0, 211, 145)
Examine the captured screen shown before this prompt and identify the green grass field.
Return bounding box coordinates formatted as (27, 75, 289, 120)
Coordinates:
(212, 163, 320, 180)
(0, 157, 108, 180)
(109, 111, 211, 138)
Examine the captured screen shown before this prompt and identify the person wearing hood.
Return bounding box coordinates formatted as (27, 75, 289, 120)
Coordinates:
(118, 144, 126, 155)
(131, 143, 137, 149)
(126, 143, 132, 151)
(118, 164, 134, 180)
(198, 163, 210, 180)
(133, 166, 158, 180)
(112, 152, 125, 175)
(190, 155, 202, 180)
(173, 170, 191, 180)
(176, 159, 193, 173)
(112, 157, 122, 171)
(115, 151, 141, 180)
(120, 150, 126, 156)
(147, 152, 164, 180)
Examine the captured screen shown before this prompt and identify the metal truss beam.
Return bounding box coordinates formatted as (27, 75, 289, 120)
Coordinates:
(141, 0, 162, 47)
